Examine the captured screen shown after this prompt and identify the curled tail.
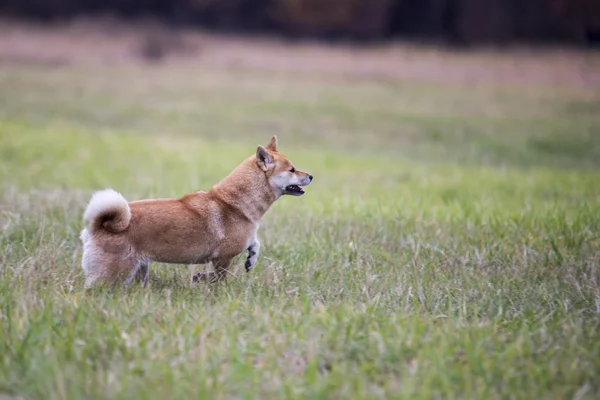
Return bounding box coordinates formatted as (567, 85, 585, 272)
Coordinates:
(83, 189, 131, 233)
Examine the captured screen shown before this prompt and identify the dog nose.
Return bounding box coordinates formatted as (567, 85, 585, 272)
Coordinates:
(308, 174, 313, 181)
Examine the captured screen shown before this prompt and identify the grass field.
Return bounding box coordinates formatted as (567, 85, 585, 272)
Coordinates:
(1, 23, 600, 399)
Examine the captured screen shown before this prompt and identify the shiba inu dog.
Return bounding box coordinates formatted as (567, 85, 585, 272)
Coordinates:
(80, 136, 312, 288)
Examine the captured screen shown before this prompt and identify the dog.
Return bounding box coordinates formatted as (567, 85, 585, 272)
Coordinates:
(80, 136, 312, 288)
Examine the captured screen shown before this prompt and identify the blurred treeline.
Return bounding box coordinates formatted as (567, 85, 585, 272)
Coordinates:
(2, 0, 599, 44)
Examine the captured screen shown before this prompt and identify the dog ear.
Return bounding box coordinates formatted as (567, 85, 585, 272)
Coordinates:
(256, 146, 273, 171)
(266, 135, 278, 152)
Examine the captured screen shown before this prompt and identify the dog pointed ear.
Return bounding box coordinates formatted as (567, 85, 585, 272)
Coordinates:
(256, 146, 273, 171)
(266, 135, 278, 152)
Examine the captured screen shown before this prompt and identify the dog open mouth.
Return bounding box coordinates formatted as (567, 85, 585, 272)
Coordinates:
(284, 184, 305, 196)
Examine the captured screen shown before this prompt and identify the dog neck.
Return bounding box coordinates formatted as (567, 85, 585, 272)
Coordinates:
(210, 158, 277, 223)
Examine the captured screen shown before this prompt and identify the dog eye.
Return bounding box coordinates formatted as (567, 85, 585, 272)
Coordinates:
(290, 167, 295, 173)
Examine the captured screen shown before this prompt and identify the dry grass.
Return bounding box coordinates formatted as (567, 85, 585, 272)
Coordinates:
(1, 18, 599, 87)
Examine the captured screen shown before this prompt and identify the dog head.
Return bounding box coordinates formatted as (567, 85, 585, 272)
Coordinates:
(256, 136, 313, 197)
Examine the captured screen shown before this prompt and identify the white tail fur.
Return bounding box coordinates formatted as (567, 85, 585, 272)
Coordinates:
(83, 189, 131, 233)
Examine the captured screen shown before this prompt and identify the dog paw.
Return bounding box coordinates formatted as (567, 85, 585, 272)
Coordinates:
(193, 271, 223, 284)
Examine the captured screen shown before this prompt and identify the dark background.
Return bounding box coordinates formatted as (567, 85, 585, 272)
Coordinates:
(2, 0, 600, 45)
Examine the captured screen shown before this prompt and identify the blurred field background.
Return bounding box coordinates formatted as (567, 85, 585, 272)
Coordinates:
(1, 3, 600, 399)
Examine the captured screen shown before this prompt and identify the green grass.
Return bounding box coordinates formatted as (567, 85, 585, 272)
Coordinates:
(1, 50, 600, 399)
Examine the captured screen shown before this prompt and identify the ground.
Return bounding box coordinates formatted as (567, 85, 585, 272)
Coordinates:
(0, 20, 600, 399)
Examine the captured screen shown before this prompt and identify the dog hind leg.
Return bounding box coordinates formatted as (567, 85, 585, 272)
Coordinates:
(135, 261, 149, 288)
(123, 264, 140, 288)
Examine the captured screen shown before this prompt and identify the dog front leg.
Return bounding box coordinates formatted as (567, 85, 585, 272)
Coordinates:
(245, 237, 260, 272)
(192, 258, 232, 284)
